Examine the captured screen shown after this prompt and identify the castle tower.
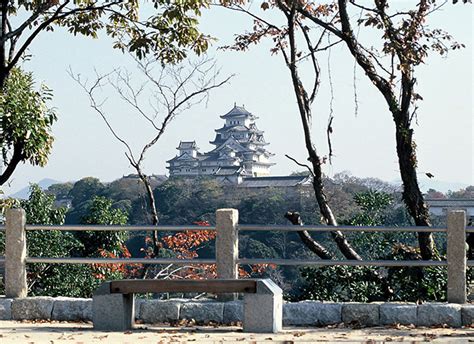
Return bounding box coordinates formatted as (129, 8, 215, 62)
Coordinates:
(167, 104, 274, 179)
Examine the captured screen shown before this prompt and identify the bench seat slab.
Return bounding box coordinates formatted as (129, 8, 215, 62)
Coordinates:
(110, 279, 257, 294)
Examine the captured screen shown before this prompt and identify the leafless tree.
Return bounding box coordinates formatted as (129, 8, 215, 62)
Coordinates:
(71, 56, 232, 254)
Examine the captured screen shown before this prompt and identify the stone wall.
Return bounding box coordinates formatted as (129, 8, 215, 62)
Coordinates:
(1, 297, 474, 327)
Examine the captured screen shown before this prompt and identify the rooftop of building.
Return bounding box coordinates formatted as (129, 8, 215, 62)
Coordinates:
(238, 175, 312, 188)
(426, 199, 474, 207)
(214, 166, 247, 176)
(220, 104, 256, 119)
(177, 141, 199, 150)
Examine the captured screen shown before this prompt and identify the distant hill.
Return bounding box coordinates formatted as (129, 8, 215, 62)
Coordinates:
(391, 178, 471, 194)
(10, 178, 63, 199)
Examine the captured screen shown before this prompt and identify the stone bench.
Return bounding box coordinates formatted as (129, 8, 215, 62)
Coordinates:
(93, 278, 282, 333)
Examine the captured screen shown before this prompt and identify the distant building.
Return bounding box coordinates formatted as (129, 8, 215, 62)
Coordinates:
(167, 104, 274, 180)
(426, 198, 474, 218)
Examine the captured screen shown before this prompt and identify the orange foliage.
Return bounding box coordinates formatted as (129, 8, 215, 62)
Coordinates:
(90, 220, 275, 282)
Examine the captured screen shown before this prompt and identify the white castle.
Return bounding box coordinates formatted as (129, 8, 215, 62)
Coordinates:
(167, 104, 274, 181)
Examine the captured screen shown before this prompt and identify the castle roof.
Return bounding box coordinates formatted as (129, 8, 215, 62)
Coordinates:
(214, 166, 246, 176)
(166, 151, 200, 163)
(210, 137, 250, 154)
(238, 175, 312, 188)
(214, 124, 263, 135)
(177, 141, 199, 150)
(220, 104, 256, 119)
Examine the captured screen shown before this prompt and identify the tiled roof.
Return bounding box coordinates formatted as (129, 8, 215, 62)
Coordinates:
(214, 166, 244, 176)
(166, 152, 199, 163)
(238, 175, 312, 188)
(177, 141, 198, 150)
(220, 105, 254, 119)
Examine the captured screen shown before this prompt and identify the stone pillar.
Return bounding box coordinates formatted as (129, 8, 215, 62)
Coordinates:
(216, 208, 239, 301)
(447, 210, 467, 304)
(93, 282, 135, 331)
(243, 279, 283, 333)
(5, 208, 27, 298)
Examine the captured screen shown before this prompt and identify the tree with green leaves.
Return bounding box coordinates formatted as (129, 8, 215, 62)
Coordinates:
(78, 196, 128, 257)
(0, 0, 212, 186)
(17, 184, 99, 296)
(68, 177, 105, 208)
(0, 68, 56, 185)
(0, 1, 212, 87)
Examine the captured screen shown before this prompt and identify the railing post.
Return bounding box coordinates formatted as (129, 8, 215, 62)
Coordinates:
(447, 209, 467, 304)
(216, 208, 239, 301)
(5, 208, 27, 298)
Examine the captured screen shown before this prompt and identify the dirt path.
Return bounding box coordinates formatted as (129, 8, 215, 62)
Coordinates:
(0, 321, 473, 343)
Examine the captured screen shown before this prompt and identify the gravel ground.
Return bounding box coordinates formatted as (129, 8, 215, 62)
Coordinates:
(0, 321, 474, 343)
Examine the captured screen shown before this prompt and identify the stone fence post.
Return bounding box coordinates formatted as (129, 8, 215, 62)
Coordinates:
(5, 208, 28, 298)
(216, 208, 239, 300)
(447, 210, 467, 304)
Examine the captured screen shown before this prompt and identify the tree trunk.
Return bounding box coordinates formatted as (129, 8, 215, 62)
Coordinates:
(285, 211, 333, 259)
(310, 162, 362, 260)
(0, 143, 24, 186)
(304, 0, 438, 260)
(0, 0, 8, 89)
(137, 171, 160, 256)
(280, 2, 362, 260)
(394, 113, 436, 260)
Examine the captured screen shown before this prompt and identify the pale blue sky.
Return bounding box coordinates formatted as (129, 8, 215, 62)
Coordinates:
(4, 3, 473, 194)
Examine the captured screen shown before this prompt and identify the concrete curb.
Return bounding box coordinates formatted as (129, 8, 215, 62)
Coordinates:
(0, 297, 472, 328)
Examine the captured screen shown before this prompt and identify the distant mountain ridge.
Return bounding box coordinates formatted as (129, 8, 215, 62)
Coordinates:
(391, 178, 471, 194)
(8, 175, 471, 200)
(10, 178, 62, 199)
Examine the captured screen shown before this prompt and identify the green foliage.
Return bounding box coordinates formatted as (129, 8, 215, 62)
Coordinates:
(349, 190, 393, 226)
(6, 185, 130, 297)
(9, 1, 212, 64)
(300, 190, 447, 302)
(0, 68, 56, 167)
(17, 184, 98, 296)
(301, 266, 385, 302)
(46, 182, 74, 200)
(238, 189, 291, 225)
(21, 184, 67, 225)
(68, 177, 105, 208)
(77, 196, 129, 257)
(155, 177, 224, 224)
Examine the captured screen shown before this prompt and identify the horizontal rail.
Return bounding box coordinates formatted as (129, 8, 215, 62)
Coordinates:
(16, 224, 474, 233)
(26, 257, 216, 265)
(25, 225, 215, 232)
(238, 258, 448, 267)
(238, 225, 447, 233)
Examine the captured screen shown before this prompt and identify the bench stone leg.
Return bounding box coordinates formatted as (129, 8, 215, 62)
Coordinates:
(93, 282, 135, 331)
(243, 279, 282, 333)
